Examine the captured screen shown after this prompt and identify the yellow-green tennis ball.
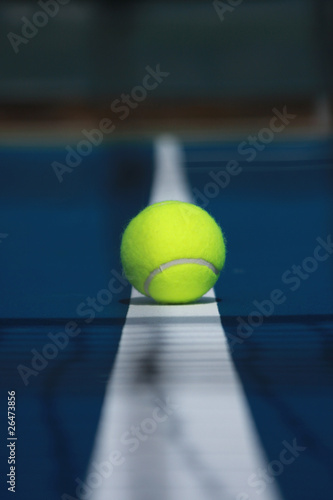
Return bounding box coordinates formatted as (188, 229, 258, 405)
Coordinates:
(120, 200, 226, 304)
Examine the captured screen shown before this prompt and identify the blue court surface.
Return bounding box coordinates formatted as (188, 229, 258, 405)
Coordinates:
(0, 136, 333, 500)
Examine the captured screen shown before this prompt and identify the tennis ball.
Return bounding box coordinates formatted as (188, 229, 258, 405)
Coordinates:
(120, 201, 226, 304)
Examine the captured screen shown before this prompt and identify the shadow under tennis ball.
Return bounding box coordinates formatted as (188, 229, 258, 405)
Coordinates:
(119, 296, 221, 306)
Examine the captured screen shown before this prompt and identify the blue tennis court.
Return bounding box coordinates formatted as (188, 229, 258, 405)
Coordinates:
(1, 135, 332, 500)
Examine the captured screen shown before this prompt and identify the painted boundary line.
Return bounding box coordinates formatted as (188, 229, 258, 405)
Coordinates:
(84, 136, 282, 500)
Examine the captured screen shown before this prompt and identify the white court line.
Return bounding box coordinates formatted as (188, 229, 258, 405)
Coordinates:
(88, 136, 282, 500)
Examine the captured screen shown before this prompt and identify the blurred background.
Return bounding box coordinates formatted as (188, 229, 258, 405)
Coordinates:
(0, 0, 332, 133)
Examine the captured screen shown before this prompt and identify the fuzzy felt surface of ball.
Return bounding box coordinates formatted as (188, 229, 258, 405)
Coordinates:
(120, 200, 226, 304)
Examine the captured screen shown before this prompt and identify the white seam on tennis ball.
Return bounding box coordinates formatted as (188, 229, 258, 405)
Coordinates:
(144, 258, 219, 297)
